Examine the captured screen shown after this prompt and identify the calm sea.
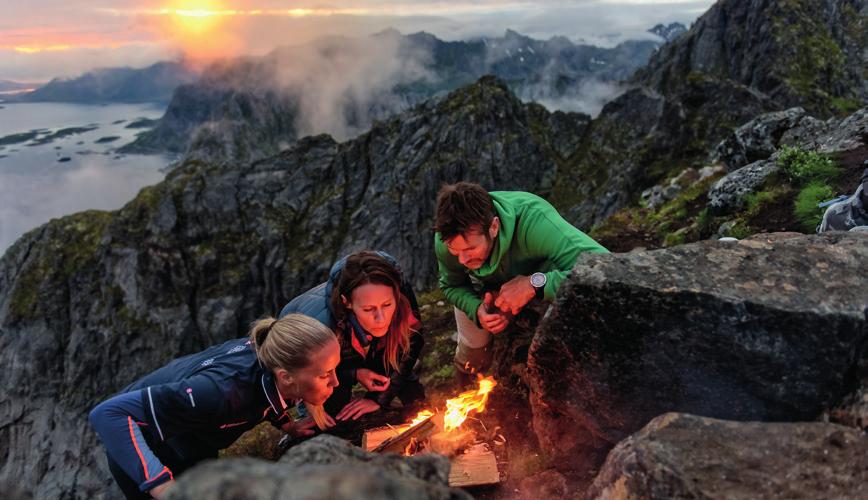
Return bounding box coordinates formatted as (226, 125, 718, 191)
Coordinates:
(0, 101, 172, 254)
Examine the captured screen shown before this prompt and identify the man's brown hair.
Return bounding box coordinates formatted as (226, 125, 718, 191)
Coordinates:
(434, 182, 495, 241)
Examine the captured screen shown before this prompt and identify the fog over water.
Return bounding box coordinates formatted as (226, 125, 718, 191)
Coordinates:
(0, 102, 170, 254)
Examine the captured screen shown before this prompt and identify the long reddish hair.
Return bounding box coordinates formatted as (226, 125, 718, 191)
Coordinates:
(329, 251, 416, 372)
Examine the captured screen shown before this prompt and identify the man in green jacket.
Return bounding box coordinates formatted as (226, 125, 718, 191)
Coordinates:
(434, 181, 609, 380)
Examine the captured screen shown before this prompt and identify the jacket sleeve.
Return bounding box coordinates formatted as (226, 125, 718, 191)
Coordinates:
(434, 235, 484, 324)
(89, 391, 174, 493)
(520, 207, 609, 300)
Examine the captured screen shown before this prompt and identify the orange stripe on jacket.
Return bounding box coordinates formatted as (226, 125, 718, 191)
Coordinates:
(127, 416, 150, 481)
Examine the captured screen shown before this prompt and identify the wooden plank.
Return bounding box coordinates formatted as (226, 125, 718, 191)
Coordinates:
(372, 416, 436, 454)
(448, 445, 500, 487)
(363, 424, 412, 451)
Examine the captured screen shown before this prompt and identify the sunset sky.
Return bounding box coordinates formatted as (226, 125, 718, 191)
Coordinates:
(1, 1, 714, 81)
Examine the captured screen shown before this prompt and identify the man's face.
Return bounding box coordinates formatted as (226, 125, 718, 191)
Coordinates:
(445, 220, 499, 270)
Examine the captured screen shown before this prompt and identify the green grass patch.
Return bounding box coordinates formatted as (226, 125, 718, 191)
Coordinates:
(794, 182, 834, 230)
(777, 146, 840, 184)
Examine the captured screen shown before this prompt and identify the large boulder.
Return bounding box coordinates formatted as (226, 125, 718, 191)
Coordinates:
(586, 413, 868, 500)
(527, 232, 868, 471)
(166, 435, 470, 500)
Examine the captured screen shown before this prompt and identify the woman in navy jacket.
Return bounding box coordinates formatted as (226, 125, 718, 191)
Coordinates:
(280, 251, 425, 423)
(90, 314, 339, 499)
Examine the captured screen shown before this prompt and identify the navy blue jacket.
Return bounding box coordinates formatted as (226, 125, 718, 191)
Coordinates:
(279, 252, 424, 407)
(90, 338, 293, 493)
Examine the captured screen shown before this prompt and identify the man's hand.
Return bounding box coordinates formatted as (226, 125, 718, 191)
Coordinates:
(477, 292, 509, 334)
(150, 479, 174, 499)
(356, 368, 390, 392)
(495, 275, 535, 316)
(335, 398, 381, 421)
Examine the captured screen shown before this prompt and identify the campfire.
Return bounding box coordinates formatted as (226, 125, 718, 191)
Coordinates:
(362, 375, 502, 487)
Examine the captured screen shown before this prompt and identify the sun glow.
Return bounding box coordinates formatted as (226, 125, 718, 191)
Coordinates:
(165, 1, 229, 35)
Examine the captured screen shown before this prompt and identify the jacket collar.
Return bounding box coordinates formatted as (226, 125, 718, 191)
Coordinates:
(260, 369, 287, 416)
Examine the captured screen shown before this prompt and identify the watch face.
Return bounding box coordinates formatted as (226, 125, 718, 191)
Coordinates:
(531, 273, 546, 288)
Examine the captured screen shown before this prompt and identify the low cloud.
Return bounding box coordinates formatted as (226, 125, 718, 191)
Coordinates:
(264, 31, 434, 140)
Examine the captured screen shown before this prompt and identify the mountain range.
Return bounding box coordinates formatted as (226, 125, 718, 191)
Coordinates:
(9, 61, 198, 104)
(119, 26, 684, 162)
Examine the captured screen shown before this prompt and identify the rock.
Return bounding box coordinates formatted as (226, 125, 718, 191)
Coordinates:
(827, 383, 868, 431)
(707, 159, 779, 215)
(698, 164, 726, 181)
(165, 435, 469, 500)
(586, 413, 868, 500)
(710, 107, 807, 170)
(527, 232, 868, 471)
(783, 107, 868, 155)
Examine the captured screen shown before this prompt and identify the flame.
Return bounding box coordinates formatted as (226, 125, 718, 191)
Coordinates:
(443, 376, 497, 431)
(408, 409, 434, 427)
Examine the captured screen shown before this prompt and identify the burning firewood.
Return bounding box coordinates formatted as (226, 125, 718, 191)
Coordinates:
(362, 375, 502, 487)
(371, 413, 437, 454)
(429, 429, 476, 456)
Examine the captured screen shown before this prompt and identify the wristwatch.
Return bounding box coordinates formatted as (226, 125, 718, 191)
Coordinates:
(530, 272, 547, 299)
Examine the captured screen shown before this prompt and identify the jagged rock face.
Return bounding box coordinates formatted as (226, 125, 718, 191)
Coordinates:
(586, 413, 868, 500)
(0, 77, 585, 498)
(165, 435, 469, 500)
(711, 107, 810, 170)
(118, 83, 235, 154)
(636, 0, 866, 115)
(527, 232, 868, 471)
(554, 0, 867, 228)
(183, 90, 299, 165)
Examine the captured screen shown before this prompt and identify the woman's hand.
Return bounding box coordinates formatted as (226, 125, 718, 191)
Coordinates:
(149, 479, 174, 499)
(356, 368, 390, 392)
(335, 398, 380, 421)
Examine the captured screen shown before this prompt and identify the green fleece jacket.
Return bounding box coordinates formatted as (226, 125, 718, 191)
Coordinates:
(435, 191, 609, 324)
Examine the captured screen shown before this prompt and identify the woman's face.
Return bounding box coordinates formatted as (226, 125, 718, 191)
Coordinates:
(346, 283, 396, 337)
(284, 338, 340, 406)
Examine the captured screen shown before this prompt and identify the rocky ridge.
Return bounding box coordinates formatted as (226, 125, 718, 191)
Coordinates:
(552, 0, 867, 229)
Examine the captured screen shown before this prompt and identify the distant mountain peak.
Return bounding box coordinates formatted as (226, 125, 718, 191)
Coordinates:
(648, 22, 687, 42)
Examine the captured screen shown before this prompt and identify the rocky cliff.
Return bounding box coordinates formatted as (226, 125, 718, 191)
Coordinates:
(552, 0, 867, 229)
